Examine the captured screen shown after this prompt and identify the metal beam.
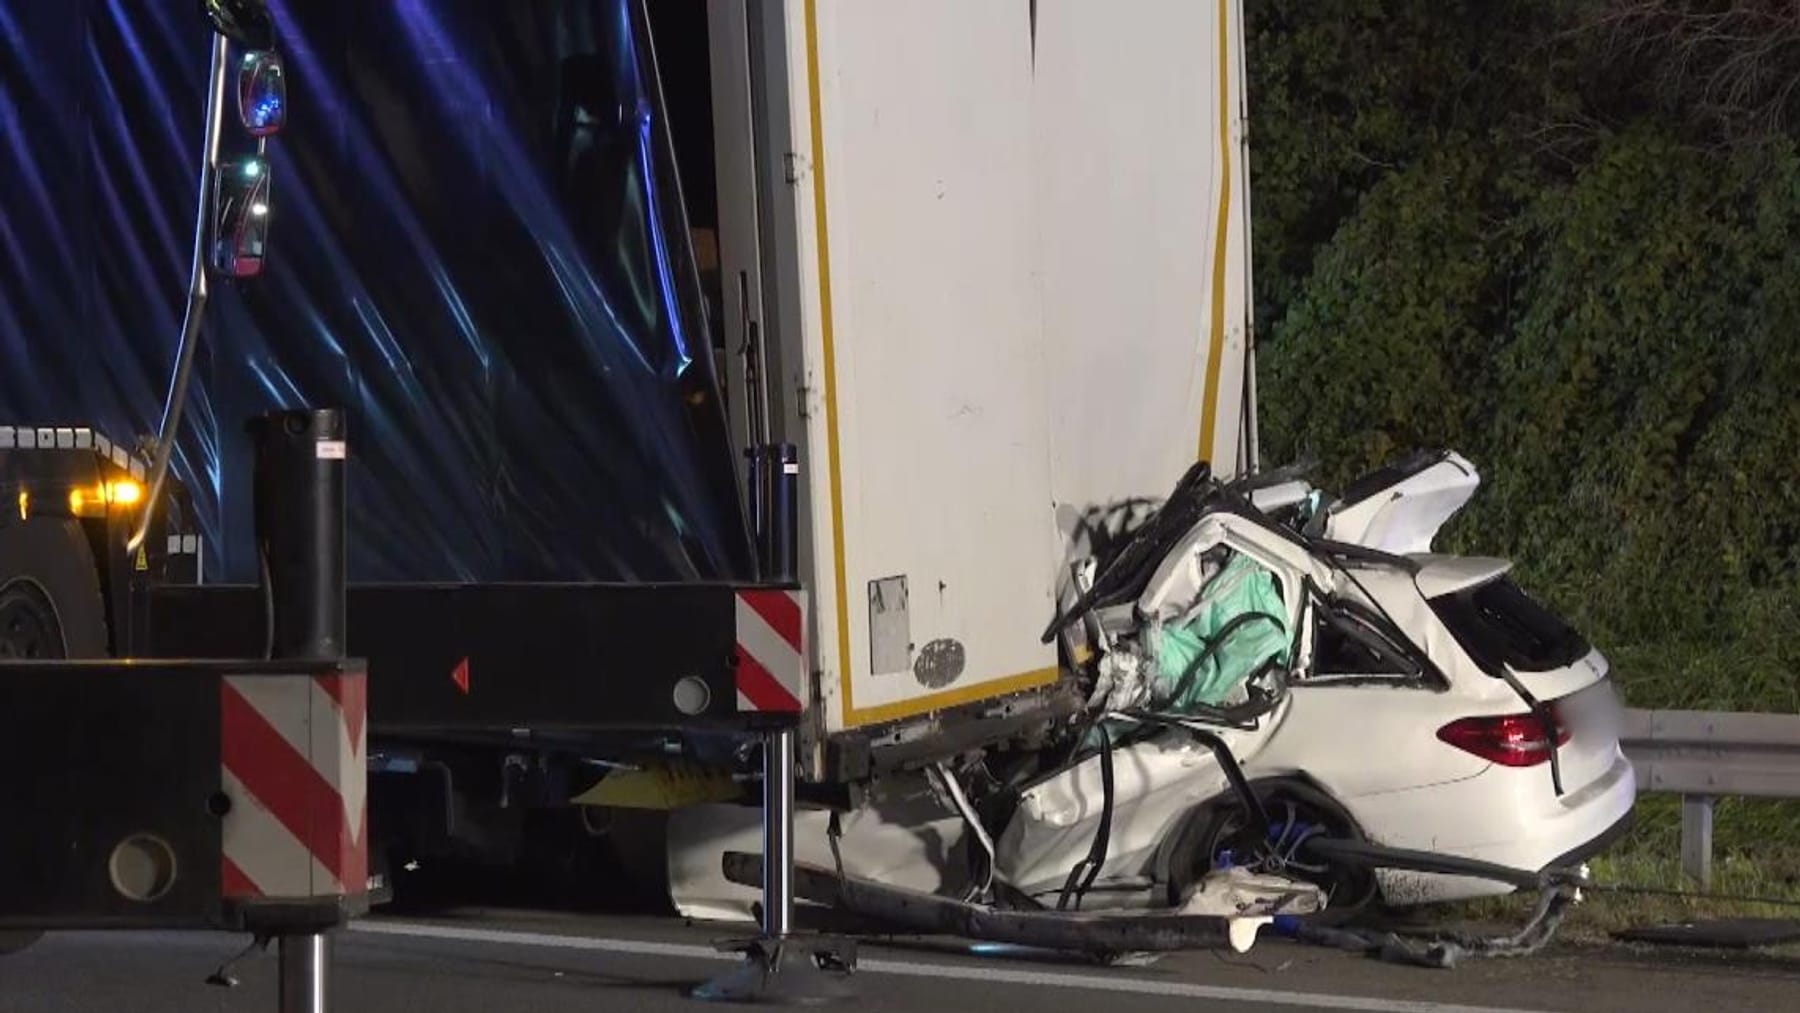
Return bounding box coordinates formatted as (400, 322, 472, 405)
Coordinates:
(1619, 707, 1800, 891)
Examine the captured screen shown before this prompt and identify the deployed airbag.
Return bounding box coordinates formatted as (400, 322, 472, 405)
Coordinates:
(1148, 553, 1289, 709)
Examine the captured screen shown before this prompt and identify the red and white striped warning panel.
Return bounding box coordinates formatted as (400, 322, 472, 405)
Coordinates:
(219, 671, 368, 900)
(734, 589, 808, 714)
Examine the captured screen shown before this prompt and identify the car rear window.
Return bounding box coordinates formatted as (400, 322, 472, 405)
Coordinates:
(1427, 577, 1590, 674)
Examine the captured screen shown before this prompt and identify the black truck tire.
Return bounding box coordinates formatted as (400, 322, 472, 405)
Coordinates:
(0, 518, 106, 959)
(0, 518, 108, 660)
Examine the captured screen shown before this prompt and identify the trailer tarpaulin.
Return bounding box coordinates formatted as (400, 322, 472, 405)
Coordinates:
(0, 0, 751, 582)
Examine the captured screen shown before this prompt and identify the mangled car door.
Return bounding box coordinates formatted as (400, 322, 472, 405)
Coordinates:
(999, 513, 1326, 897)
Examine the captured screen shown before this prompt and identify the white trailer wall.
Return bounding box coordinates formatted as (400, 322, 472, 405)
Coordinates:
(1034, 0, 1255, 511)
(719, 0, 1253, 734)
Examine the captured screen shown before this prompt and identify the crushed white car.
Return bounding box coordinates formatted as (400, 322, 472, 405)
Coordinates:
(668, 451, 1634, 929)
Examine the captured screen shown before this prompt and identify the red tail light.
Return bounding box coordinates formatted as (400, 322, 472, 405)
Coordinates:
(1436, 711, 1571, 767)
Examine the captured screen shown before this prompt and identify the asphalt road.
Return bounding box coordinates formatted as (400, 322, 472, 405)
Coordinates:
(4, 906, 1799, 1013)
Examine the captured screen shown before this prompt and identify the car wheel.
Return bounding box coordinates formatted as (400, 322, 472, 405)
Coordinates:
(1170, 779, 1379, 926)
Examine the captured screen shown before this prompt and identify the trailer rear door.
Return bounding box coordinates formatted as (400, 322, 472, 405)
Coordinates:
(709, 0, 1255, 737)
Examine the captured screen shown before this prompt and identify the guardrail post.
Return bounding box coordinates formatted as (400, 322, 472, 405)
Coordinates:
(1681, 794, 1714, 891)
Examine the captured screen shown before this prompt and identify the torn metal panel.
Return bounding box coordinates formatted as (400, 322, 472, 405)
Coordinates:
(993, 716, 1281, 898)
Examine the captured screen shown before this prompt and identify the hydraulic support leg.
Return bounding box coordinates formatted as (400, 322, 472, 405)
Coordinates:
(278, 934, 329, 1013)
(254, 408, 348, 1013)
(761, 727, 798, 940)
(691, 728, 855, 1003)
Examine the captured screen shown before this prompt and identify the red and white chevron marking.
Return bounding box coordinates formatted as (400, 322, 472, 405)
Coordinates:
(219, 672, 368, 899)
(734, 589, 807, 713)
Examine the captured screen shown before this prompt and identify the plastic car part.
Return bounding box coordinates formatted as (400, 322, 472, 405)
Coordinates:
(1178, 866, 1326, 918)
(1436, 711, 1572, 767)
(1495, 667, 1568, 796)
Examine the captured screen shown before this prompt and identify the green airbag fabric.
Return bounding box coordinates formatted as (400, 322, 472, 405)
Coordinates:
(1150, 553, 1288, 709)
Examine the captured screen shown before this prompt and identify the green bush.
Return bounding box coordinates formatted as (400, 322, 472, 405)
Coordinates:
(1248, 1, 1800, 715)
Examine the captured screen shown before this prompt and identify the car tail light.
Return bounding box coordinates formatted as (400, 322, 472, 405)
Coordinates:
(1436, 711, 1571, 767)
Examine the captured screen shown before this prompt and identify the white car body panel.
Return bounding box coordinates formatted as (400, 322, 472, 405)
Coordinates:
(1411, 555, 1512, 599)
(995, 706, 1286, 898)
(1324, 452, 1480, 554)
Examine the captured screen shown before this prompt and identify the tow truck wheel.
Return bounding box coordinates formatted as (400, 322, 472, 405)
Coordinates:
(1169, 778, 1379, 926)
(0, 519, 108, 660)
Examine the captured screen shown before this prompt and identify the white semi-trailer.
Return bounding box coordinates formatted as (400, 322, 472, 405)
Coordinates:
(702, 0, 1256, 770)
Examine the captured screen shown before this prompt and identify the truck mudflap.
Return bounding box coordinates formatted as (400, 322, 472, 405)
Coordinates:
(719, 851, 1303, 956)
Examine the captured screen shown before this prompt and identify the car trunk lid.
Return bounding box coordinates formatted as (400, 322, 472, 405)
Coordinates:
(1419, 564, 1619, 796)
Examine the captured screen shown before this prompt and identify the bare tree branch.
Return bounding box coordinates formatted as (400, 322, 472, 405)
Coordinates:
(1571, 0, 1800, 141)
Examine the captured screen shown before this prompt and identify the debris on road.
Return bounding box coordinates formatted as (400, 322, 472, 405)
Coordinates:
(1614, 918, 1800, 950)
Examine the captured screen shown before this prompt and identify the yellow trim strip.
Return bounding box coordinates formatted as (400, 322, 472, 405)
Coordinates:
(1197, 0, 1234, 462)
(846, 667, 1061, 728)
(801, 2, 1057, 730)
(801, 0, 857, 727)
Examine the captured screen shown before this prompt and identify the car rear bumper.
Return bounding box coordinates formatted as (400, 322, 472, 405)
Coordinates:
(1543, 805, 1634, 873)
(1357, 747, 1637, 905)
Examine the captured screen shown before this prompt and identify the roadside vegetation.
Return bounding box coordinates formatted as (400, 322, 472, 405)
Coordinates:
(1247, 0, 1800, 877)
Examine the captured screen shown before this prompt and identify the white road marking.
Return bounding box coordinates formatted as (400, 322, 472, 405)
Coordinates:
(351, 921, 1556, 1013)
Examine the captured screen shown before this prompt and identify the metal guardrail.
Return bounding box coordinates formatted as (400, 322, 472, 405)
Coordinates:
(1619, 708, 1800, 890)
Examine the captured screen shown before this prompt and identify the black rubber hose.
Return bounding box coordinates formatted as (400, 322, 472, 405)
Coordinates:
(1120, 714, 1273, 846)
(1295, 836, 1547, 891)
(1056, 725, 1115, 911)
